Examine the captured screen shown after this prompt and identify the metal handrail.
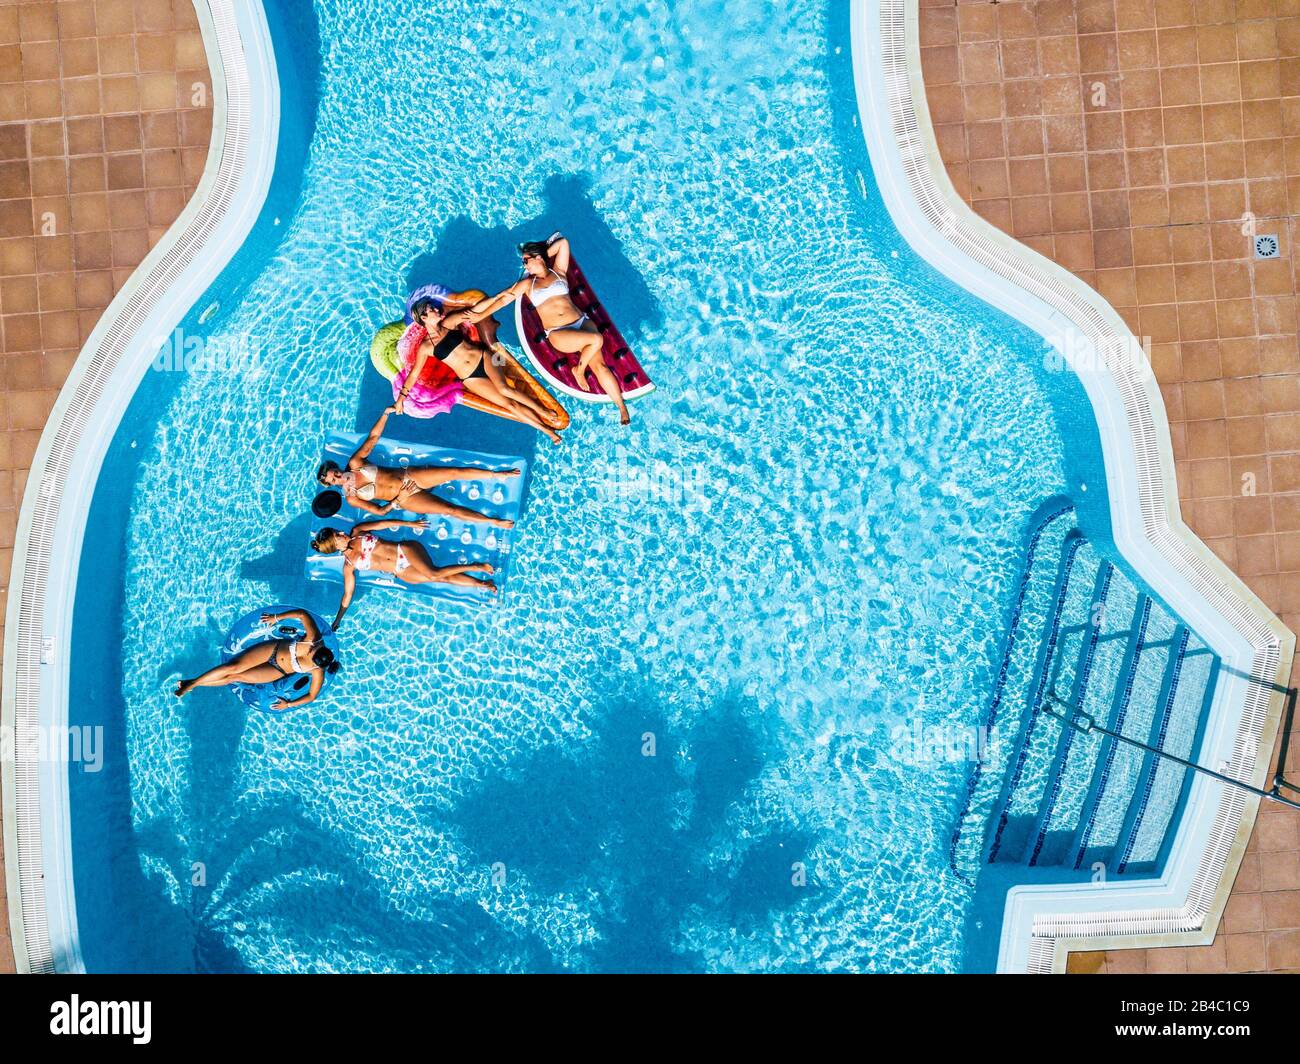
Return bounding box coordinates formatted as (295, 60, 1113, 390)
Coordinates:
(1044, 691, 1300, 812)
(1270, 686, 1300, 798)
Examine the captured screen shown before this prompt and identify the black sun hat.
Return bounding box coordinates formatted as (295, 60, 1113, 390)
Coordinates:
(311, 490, 343, 519)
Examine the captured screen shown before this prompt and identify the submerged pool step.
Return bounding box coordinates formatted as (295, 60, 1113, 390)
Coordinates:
(948, 507, 1076, 877)
(958, 503, 1223, 881)
(1031, 565, 1139, 867)
(1109, 627, 1188, 872)
(1143, 647, 1218, 871)
(1118, 632, 1217, 873)
(989, 538, 1101, 863)
(1070, 600, 1174, 871)
(1017, 557, 1113, 865)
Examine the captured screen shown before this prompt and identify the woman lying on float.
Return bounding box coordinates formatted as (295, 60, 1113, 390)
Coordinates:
(317, 407, 519, 528)
(446, 234, 632, 426)
(174, 608, 339, 710)
(311, 519, 497, 629)
(370, 287, 569, 436)
(404, 299, 563, 445)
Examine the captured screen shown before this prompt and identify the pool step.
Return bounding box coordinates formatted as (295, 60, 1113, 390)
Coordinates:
(950, 505, 1221, 882)
(1070, 598, 1170, 871)
(1117, 633, 1218, 873)
(988, 536, 1100, 863)
(948, 505, 1075, 874)
(1031, 566, 1137, 867)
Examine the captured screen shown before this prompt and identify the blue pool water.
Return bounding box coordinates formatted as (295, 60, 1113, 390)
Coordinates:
(69, 0, 1111, 972)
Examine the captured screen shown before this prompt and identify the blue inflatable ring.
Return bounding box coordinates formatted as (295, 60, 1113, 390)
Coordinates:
(220, 604, 339, 712)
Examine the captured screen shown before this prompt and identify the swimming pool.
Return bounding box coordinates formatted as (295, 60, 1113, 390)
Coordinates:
(58, 0, 1129, 973)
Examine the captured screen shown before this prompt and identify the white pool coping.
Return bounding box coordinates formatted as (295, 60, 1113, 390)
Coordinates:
(852, 0, 1293, 971)
(1, 0, 278, 973)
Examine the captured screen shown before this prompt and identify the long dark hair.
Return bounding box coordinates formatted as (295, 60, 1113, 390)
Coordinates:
(316, 459, 340, 484)
(518, 240, 549, 261)
(411, 297, 441, 323)
(313, 646, 340, 674)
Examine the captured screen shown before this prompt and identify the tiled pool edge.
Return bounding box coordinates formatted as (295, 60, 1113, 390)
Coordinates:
(0, 0, 277, 974)
(851, 0, 1294, 972)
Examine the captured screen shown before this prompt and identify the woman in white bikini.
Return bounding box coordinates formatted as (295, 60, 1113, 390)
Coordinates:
(311, 518, 497, 629)
(174, 608, 338, 711)
(317, 407, 520, 528)
(447, 234, 632, 426)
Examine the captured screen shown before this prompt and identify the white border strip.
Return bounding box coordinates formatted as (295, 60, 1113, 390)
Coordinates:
(852, 0, 1292, 971)
(1, 0, 278, 973)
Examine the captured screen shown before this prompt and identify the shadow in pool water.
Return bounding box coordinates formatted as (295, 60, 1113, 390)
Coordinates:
(153, 613, 239, 694)
(350, 172, 662, 460)
(126, 692, 554, 973)
(235, 511, 347, 620)
(442, 673, 820, 972)
(401, 173, 662, 345)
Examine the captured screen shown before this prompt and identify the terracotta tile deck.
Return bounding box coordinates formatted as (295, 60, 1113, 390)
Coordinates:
(0, 0, 211, 973)
(921, 0, 1300, 971)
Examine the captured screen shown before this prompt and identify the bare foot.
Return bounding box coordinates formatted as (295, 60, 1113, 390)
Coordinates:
(487, 517, 515, 530)
(573, 365, 592, 392)
(483, 468, 521, 480)
(174, 679, 195, 698)
(544, 427, 563, 446)
(619, 410, 631, 426)
(470, 562, 496, 576)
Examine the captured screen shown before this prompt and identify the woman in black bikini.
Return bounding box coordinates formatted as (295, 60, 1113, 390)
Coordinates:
(404, 301, 563, 445)
(174, 609, 338, 711)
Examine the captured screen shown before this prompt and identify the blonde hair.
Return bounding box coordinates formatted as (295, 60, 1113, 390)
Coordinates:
(311, 529, 343, 554)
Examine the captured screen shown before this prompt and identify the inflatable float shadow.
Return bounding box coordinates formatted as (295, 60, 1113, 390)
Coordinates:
(239, 511, 359, 621)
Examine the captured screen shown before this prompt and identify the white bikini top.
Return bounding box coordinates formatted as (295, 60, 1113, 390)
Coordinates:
(347, 463, 379, 501)
(529, 271, 569, 306)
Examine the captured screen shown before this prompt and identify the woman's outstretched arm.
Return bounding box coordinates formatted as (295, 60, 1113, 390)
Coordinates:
(332, 566, 356, 631)
(259, 608, 318, 639)
(457, 280, 527, 325)
(396, 333, 440, 414)
(349, 406, 394, 468)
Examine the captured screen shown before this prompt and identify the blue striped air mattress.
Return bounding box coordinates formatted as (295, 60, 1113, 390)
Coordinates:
(304, 431, 529, 607)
